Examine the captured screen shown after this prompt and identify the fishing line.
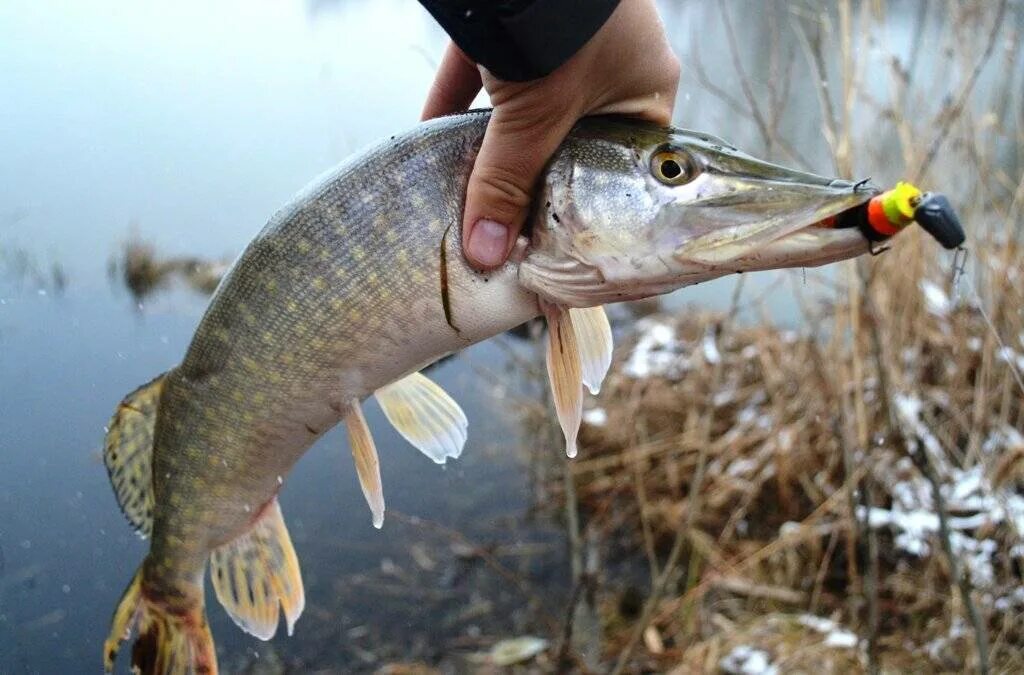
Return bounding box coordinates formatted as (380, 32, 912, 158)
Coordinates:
(956, 263, 1024, 398)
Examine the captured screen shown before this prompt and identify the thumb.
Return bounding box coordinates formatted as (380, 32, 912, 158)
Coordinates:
(462, 102, 578, 270)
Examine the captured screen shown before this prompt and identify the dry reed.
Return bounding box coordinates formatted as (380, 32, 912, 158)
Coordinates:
(514, 1, 1024, 672)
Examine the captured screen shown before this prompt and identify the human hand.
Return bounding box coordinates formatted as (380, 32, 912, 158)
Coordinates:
(421, 0, 680, 271)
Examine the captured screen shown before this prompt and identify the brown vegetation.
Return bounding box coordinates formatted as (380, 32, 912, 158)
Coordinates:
(511, 1, 1024, 672)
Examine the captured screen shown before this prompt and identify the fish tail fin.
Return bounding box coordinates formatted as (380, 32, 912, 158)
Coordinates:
(210, 498, 305, 640)
(103, 371, 171, 537)
(104, 563, 218, 674)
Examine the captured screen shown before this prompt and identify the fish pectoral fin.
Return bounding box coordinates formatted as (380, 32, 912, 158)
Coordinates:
(375, 371, 468, 465)
(103, 371, 169, 537)
(344, 402, 386, 529)
(570, 306, 613, 395)
(543, 302, 583, 458)
(210, 498, 305, 640)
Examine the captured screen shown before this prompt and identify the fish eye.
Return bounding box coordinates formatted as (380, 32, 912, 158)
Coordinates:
(651, 148, 696, 185)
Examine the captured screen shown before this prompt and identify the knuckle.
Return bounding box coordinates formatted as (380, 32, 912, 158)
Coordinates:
(472, 164, 535, 217)
(649, 54, 682, 123)
(496, 101, 561, 135)
(664, 53, 682, 83)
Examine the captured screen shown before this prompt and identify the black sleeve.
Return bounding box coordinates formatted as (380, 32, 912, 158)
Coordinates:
(419, 0, 621, 82)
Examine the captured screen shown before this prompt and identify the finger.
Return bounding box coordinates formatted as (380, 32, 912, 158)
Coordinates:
(421, 43, 482, 121)
(462, 101, 578, 270)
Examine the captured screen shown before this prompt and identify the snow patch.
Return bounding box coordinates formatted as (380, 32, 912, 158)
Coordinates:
(920, 280, 951, 316)
(824, 630, 859, 649)
(859, 458, 1024, 581)
(702, 329, 721, 364)
(727, 458, 759, 477)
(623, 320, 686, 378)
(721, 646, 778, 675)
(713, 389, 736, 407)
(583, 407, 607, 426)
(796, 614, 835, 633)
(994, 587, 1024, 611)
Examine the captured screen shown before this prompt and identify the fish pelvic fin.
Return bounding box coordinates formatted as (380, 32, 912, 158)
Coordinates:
(103, 371, 170, 537)
(570, 306, 613, 395)
(375, 371, 468, 465)
(210, 498, 305, 640)
(104, 565, 217, 675)
(542, 302, 583, 458)
(344, 402, 386, 529)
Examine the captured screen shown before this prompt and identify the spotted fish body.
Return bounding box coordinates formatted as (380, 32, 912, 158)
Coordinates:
(104, 111, 882, 673)
(149, 113, 535, 583)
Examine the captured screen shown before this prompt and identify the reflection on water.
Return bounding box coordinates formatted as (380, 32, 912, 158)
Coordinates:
(1, 2, 560, 670)
(114, 236, 231, 301)
(0, 288, 566, 673)
(0, 247, 67, 298)
(2, 0, 1021, 671)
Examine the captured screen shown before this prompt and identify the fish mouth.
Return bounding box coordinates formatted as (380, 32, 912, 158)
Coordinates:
(519, 185, 878, 307)
(695, 185, 878, 272)
(671, 180, 876, 266)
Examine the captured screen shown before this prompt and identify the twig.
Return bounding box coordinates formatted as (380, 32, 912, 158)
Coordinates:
(631, 403, 661, 582)
(609, 285, 744, 674)
(912, 0, 1008, 182)
(609, 516, 689, 675)
(689, 49, 814, 169)
(654, 464, 870, 624)
(860, 289, 991, 675)
(718, 0, 772, 152)
(564, 444, 583, 580)
(609, 389, 719, 674)
(556, 440, 599, 671)
(554, 574, 586, 668)
(860, 473, 881, 675)
(809, 528, 840, 613)
(964, 276, 1024, 398)
(793, 9, 842, 175)
(904, 0, 930, 90)
(908, 434, 991, 675)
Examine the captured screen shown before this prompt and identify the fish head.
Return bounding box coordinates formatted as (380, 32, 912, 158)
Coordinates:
(519, 117, 878, 306)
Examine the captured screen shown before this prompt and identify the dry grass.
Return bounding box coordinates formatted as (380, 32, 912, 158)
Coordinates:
(511, 1, 1024, 672)
(558, 243, 1024, 671)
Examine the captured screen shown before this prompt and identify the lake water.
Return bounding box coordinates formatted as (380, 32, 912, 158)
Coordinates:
(1, 0, 1006, 671)
(0, 2, 578, 671)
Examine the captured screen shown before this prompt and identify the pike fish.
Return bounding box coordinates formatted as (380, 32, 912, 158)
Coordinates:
(102, 111, 882, 673)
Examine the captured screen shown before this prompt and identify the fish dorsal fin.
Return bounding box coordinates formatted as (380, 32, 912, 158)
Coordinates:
(210, 498, 305, 641)
(344, 401, 386, 529)
(543, 302, 583, 458)
(375, 371, 468, 465)
(103, 371, 168, 537)
(570, 306, 613, 395)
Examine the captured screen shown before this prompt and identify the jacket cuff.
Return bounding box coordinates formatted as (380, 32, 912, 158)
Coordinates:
(420, 0, 621, 82)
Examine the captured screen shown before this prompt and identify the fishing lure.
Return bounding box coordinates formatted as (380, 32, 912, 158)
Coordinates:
(828, 181, 966, 250)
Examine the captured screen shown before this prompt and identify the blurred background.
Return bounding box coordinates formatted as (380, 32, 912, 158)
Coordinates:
(1, 0, 1022, 672)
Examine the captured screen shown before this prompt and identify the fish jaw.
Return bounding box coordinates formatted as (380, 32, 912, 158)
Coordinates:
(518, 117, 878, 307)
(518, 202, 873, 306)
